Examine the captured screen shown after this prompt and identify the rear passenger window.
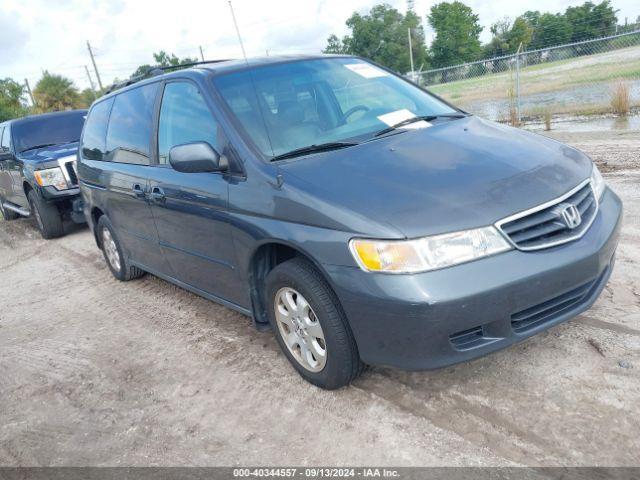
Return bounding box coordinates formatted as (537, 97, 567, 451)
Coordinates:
(106, 83, 159, 165)
(81, 98, 113, 161)
(157, 82, 218, 165)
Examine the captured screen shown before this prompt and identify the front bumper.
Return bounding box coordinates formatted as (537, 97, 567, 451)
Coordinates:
(325, 188, 623, 370)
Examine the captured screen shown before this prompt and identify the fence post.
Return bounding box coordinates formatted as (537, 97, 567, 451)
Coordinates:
(516, 43, 523, 125)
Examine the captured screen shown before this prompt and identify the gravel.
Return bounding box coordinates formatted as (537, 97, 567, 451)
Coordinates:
(1, 129, 639, 466)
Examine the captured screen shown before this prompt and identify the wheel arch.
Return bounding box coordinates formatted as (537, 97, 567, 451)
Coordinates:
(90, 206, 105, 247)
(247, 240, 336, 327)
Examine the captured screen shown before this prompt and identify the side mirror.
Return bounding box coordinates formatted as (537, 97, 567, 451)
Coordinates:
(168, 142, 228, 173)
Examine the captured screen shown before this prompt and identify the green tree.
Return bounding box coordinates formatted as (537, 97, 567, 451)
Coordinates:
(529, 13, 573, 49)
(564, 1, 617, 42)
(0, 78, 29, 122)
(130, 51, 199, 79)
(323, 4, 429, 73)
(428, 1, 483, 67)
(33, 72, 81, 113)
(485, 18, 513, 57)
(323, 34, 347, 54)
(79, 88, 97, 108)
(507, 17, 534, 51)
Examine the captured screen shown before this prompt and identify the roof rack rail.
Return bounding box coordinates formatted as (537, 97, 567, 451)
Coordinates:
(103, 59, 231, 95)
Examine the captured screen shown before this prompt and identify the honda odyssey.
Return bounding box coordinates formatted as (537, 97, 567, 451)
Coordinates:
(78, 55, 622, 389)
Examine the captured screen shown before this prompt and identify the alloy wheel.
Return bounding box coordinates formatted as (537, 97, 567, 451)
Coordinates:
(274, 287, 327, 372)
(102, 227, 121, 271)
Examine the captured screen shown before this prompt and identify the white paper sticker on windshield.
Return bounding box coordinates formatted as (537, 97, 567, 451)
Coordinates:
(344, 63, 389, 78)
(377, 109, 431, 129)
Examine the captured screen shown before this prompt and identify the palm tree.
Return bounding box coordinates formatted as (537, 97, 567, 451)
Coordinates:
(33, 71, 81, 113)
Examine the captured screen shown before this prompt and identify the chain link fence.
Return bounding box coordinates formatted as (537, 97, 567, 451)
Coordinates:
(417, 30, 640, 127)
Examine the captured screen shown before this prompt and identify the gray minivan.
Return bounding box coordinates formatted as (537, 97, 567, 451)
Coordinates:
(78, 55, 622, 389)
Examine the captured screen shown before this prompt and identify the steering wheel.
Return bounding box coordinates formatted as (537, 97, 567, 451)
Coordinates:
(341, 105, 370, 123)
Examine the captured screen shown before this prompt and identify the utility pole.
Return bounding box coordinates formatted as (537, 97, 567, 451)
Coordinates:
(84, 65, 96, 92)
(515, 42, 523, 126)
(86, 41, 104, 90)
(228, 0, 248, 62)
(199, 46, 205, 62)
(24, 79, 35, 107)
(408, 28, 415, 78)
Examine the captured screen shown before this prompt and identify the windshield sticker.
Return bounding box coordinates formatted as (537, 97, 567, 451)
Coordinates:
(344, 63, 389, 78)
(377, 109, 431, 129)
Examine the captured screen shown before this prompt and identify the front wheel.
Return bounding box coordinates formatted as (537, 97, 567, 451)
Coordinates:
(27, 190, 64, 239)
(265, 258, 363, 389)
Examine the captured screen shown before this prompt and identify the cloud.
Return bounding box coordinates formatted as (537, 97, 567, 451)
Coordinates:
(0, 10, 29, 64)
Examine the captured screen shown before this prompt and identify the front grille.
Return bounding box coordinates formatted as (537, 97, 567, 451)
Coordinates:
(511, 266, 608, 333)
(64, 161, 78, 186)
(497, 181, 597, 250)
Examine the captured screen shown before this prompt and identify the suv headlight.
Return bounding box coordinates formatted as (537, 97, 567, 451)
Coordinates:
(350, 226, 512, 274)
(34, 167, 69, 190)
(590, 163, 606, 200)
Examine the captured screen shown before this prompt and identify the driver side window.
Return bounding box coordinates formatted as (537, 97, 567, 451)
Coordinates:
(158, 82, 219, 165)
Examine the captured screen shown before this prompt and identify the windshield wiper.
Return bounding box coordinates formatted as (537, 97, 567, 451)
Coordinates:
(20, 143, 58, 153)
(373, 113, 467, 138)
(270, 142, 358, 161)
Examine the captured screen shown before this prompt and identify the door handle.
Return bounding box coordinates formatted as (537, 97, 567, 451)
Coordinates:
(150, 186, 166, 204)
(132, 183, 146, 199)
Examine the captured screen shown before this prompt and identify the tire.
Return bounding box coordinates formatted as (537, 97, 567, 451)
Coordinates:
(27, 190, 64, 239)
(265, 257, 363, 389)
(0, 196, 19, 221)
(97, 215, 145, 281)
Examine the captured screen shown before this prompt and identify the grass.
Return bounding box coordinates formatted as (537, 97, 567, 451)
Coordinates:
(427, 45, 640, 109)
(611, 81, 631, 114)
(544, 110, 552, 131)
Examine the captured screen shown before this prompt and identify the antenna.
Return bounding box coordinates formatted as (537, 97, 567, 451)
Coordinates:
(228, 0, 248, 63)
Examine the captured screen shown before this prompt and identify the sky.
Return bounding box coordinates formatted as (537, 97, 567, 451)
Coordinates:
(0, 0, 638, 94)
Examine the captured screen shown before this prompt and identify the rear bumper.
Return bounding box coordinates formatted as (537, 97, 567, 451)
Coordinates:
(325, 188, 622, 370)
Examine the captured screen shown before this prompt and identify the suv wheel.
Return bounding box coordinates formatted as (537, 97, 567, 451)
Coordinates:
(97, 215, 145, 281)
(0, 196, 19, 221)
(27, 190, 64, 239)
(265, 258, 363, 389)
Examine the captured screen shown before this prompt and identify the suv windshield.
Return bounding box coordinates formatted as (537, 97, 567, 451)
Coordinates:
(213, 57, 458, 159)
(13, 111, 86, 153)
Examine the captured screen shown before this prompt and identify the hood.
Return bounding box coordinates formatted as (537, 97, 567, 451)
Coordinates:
(279, 116, 592, 238)
(18, 142, 79, 165)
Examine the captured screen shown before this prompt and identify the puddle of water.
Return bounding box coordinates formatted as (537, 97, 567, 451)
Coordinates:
(525, 115, 640, 132)
(460, 79, 640, 123)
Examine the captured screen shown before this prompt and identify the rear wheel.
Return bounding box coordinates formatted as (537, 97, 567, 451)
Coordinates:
(27, 190, 64, 239)
(97, 215, 145, 281)
(0, 196, 19, 221)
(265, 258, 363, 389)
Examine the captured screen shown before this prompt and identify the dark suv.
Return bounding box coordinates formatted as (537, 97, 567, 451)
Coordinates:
(0, 110, 87, 238)
(78, 56, 621, 389)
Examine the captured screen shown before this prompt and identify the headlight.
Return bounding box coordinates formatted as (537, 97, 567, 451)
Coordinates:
(350, 226, 512, 274)
(34, 167, 68, 190)
(590, 164, 605, 200)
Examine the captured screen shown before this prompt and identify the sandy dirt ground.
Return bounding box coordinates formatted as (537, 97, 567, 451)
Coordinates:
(0, 129, 639, 467)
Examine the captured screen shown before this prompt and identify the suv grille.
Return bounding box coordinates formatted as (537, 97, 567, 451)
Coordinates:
(64, 160, 78, 186)
(496, 181, 597, 251)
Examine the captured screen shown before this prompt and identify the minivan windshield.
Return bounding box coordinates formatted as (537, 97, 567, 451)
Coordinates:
(213, 57, 459, 159)
(13, 111, 86, 153)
